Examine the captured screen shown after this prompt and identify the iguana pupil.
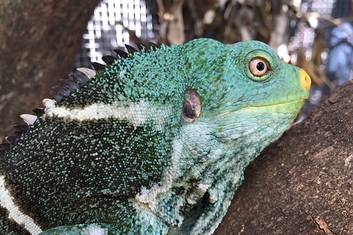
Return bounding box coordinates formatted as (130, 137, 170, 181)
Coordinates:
(256, 62, 265, 71)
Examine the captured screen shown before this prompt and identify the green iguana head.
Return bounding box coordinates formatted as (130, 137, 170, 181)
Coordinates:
(0, 39, 310, 235)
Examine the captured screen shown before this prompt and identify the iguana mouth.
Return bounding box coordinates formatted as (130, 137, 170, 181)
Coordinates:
(219, 98, 307, 117)
(246, 98, 307, 109)
(246, 98, 308, 126)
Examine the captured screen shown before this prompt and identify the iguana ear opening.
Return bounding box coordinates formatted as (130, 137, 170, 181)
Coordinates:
(182, 89, 201, 123)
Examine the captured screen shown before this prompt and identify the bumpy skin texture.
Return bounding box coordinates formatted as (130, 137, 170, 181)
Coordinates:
(0, 39, 310, 234)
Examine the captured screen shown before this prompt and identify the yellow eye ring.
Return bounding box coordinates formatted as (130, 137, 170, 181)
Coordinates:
(249, 57, 270, 77)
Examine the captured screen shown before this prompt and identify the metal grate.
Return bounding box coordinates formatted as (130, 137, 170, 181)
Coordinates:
(75, 0, 158, 67)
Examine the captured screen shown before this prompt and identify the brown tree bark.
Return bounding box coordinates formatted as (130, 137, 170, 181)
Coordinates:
(0, 0, 100, 138)
(216, 82, 353, 234)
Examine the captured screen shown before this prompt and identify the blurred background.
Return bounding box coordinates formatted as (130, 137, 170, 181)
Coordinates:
(0, 0, 352, 137)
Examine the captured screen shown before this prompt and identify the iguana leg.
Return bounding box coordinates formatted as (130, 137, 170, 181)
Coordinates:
(178, 163, 245, 235)
(39, 223, 120, 235)
(190, 172, 243, 235)
(39, 208, 169, 235)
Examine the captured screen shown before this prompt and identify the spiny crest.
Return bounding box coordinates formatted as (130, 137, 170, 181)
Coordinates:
(92, 42, 159, 71)
(0, 113, 37, 153)
(101, 55, 116, 65)
(0, 41, 160, 155)
(54, 69, 95, 102)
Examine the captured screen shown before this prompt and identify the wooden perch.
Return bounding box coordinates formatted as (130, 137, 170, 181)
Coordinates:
(216, 82, 353, 234)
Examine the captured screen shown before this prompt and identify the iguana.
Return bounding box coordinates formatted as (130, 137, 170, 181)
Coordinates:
(0, 38, 311, 235)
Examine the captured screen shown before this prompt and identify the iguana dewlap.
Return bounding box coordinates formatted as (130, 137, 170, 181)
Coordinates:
(0, 39, 311, 235)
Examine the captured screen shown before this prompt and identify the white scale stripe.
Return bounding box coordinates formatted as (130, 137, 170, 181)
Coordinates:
(44, 102, 171, 129)
(0, 176, 42, 234)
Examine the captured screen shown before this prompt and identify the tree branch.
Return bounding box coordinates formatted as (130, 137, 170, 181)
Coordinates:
(0, 0, 100, 137)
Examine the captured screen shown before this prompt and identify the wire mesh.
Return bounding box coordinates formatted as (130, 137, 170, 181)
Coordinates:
(75, 0, 158, 67)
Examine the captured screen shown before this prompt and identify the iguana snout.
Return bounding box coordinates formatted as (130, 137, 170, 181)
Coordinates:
(299, 68, 312, 92)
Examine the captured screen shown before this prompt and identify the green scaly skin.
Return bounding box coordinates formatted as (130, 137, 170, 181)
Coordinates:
(0, 38, 310, 234)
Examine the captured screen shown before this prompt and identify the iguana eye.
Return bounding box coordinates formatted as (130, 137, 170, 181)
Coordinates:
(249, 57, 269, 77)
(182, 89, 201, 123)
